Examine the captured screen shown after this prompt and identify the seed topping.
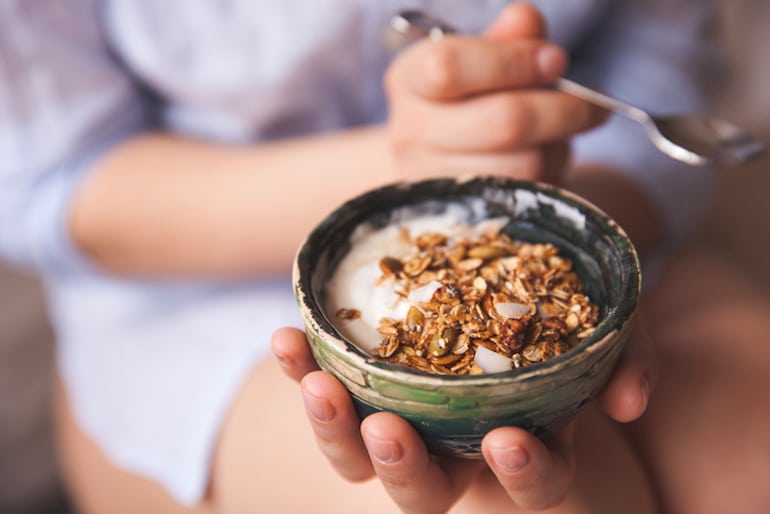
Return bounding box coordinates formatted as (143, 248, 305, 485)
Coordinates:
(337, 225, 599, 374)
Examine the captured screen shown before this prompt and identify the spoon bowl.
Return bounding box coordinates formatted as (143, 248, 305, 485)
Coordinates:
(554, 78, 765, 166)
(651, 114, 767, 165)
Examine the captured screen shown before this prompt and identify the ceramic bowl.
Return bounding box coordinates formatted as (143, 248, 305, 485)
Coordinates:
(293, 177, 640, 457)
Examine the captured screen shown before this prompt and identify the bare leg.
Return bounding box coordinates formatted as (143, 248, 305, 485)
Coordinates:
(54, 358, 402, 514)
(56, 360, 656, 513)
(629, 247, 770, 514)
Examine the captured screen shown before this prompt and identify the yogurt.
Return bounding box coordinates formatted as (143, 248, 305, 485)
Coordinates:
(326, 209, 505, 354)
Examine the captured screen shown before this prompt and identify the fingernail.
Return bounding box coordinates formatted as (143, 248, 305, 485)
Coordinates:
(490, 446, 529, 474)
(537, 45, 567, 81)
(364, 434, 403, 464)
(302, 390, 335, 422)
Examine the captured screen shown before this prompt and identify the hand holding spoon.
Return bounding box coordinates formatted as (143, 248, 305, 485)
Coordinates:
(390, 11, 765, 166)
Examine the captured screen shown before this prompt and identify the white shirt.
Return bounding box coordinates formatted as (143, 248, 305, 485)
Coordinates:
(0, 0, 716, 505)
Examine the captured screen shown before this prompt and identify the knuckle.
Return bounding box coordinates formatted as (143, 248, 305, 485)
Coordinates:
(420, 43, 461, 97)
(328, 452, 373, 483)
(339, 468, 373, 484)
(377, 471, 414, 492)
(507, 46, 541, 85)
(508, 471, 572, 510)
(313, 426, 344, 447)
(568, 96, 601, 133)
(490, 97, 530, 148)
(387, 104, 430, 161)
(387, 120, 416, 158)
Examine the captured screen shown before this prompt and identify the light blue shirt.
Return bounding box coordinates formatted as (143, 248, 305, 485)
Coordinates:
(0, 0, 716, 505)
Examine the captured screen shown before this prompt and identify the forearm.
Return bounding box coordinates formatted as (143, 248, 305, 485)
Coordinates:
(68, 120, 662, 280)
(69, 126, 396, 277)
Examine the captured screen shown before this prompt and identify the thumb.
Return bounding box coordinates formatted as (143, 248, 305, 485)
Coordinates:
(483, 422, 577, 510)
(485, 2, 547, 40)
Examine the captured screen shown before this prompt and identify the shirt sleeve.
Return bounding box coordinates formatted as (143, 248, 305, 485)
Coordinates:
(0, 2, 152, 275)
(564, 0, 720, 245)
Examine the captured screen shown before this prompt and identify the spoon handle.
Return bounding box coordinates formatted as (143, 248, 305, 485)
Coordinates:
(555, 78, 650, 125)
(390, 10, 653, 127)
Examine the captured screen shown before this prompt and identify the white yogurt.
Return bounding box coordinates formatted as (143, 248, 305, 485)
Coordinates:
(325, 207, 506, 354)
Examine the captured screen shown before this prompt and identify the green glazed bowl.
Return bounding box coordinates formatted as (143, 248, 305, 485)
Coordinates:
(293, 177, 640, 457)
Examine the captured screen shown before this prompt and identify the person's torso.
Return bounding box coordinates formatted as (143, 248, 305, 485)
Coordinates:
(100, 0, 605, 141)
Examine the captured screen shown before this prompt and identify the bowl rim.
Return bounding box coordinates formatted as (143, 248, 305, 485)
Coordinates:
(293, 176, 641, 386)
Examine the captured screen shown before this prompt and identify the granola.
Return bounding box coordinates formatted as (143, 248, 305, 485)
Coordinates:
(333, 220, 600, 375)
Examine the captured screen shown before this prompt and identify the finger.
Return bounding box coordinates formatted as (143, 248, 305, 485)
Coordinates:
(484, 2, 547, 40)
(395, 141, 570, 184)
(482, 422, 577, 510)
(270, 327, 320, 383)
(539, 140, 571, 184)
(598, 316, 658, 423)
(393, 89, 604, 152)
(387, 36, 567, 101)
(361, 413, 484, 513)
(300, 371, 375, 482)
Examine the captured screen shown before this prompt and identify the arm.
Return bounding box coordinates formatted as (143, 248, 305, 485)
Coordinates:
(0, 4, 600, 282)
(0, 6, 400, 280)
(69, 127, 396, 277)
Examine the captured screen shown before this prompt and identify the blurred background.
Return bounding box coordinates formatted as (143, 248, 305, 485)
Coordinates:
(701, 1, 770, 288)
(1, 2, 768, 513)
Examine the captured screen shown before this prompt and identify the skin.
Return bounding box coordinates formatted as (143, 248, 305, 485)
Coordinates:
(56, 247, 770, 513)
(55, 2, 684, 513)
(271, 324, 657, 514)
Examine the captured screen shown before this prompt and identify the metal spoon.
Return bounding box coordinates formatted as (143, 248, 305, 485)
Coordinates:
(389, 10, 766, 167)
